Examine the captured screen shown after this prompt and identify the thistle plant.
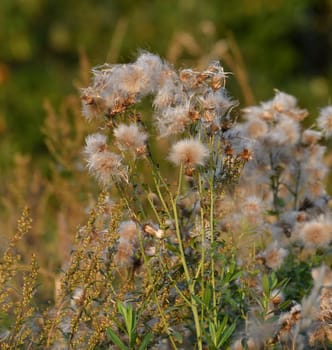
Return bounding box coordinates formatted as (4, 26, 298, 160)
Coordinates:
(1, 52, 332, 349)
(77, 52, 332, 349)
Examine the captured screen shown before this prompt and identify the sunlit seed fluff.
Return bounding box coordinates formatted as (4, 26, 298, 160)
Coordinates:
(84, 133, 108, 156)
(155, 104, 192, 136)
(143, 224, 164, 239)
(153, 79, 177, 110)
(263, 241, 288, 270)
(115, 64, 151, 96)
(311, 265, 332, 287)
(242, 195, 264, 218)
(317, 106, 332, 136)
(242, 106, 272, 122)
(244, 118, 268, 139)
(86, 151, 125, 186)
(113, 123, 148, 156)
(299, 217, 332, 248)
(118, 220, 138, 243)
(272, 91, 297, 112)
(135, 52, 165, 92)
(270, 289, 284, 306)
(114, 240, 135, 268)
(70, 288, 84, 308)
(168, 138, 209, 167)
(199, 90, 234, 115)
(278, 116, 300, 144)
(302, 129, 322, 145)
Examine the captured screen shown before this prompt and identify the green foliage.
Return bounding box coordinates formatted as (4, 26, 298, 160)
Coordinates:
(107, 303, 152, 350)
(276, 253, 314, 302)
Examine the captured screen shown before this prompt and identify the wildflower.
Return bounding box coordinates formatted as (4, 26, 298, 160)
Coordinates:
(84, 133, 108, 156)
(118, 220, 138, 243)
(317, 106, 332, 136)
(114, 64, 151, 96)
(153, 79, 179, 110)
(81, 92, 107, 121)
(70, 288, 84, 308)
(135, 52, 165, 93)
(143, 223, 164, 238)
(155, 103, 192, 136)
(278, 116, 300, 144)
(113, 240, 136, 268)
(168, 138, 209, 168)
(299, 217, 332, 248)
(244, 118, 268, 139)
(311, 265, 332, 288)
(113, 123, 148, 156)
(199, 90, 234, 116)
(260, 241, 288, 270)
(242, 195, 264, 217)
(86, 151, 125, 186)
(272, 91, 298, 112)
(270, 289, 284, 307)
(302, 129, 322, 145)
(272, 90, 308, 121)
(114, 221, 139, 268)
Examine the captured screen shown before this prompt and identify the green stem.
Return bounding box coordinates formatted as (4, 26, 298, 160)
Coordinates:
(209, 175, 217, 325)
(197, 172, 206, 322)
(171, 165, 202, 350)
(138, 231, 178, 350)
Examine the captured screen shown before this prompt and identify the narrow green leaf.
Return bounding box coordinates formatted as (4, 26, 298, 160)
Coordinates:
(217, 322, 236, 348)
(138, 333, 153, 350)
(107, 328, 128, 350)
(262, 273, 270, 296)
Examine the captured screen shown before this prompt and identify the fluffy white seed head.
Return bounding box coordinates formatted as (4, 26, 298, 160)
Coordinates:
(168, 138, 209, 167)
(113, 123, 148, 156)
(262, 241, 288, 270)
(299, 217, 332, 248)
(84, 133, 108, 156)
(86, 151, 126, 186)
(317, 106, 332, 137)
(302, 129, 322, 145)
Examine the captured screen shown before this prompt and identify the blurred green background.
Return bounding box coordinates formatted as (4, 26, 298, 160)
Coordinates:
(0, 0, 331, 167)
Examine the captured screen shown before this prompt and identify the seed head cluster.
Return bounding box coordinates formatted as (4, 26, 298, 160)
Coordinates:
(78, 53, 332, 349)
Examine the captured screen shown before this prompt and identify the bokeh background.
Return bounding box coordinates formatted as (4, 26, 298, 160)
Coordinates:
(0, 0, 331, 299)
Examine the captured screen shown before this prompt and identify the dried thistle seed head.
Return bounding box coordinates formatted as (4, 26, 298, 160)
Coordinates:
(113, 123, 148, 156)
(261, 241, 288, 270)
(317, 106, 332, 137)
(84, 133, 109, 156)
(118, 220, 138, 242)
(270, 289, 284, 306)
(81, 93, 107, 120)
(239, 148, 253, 162)
(188, 109, 200, 121)
(299, 217, 332, 248)
(225, 144, 234, 156)
(211, 73, 225, 90)
(203, 109, 215, 122)
(302, 129, 322, 145)
(272, 91, 298, 112)
(168, 138, 209, 167)
(86, 151, 126, 185)
(311, 265, 332, 287)
(245, 118, 268, 139)
(143, 224, 164, 239)
(242, 195, 263, 217)
(113, 241, 135, 267)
